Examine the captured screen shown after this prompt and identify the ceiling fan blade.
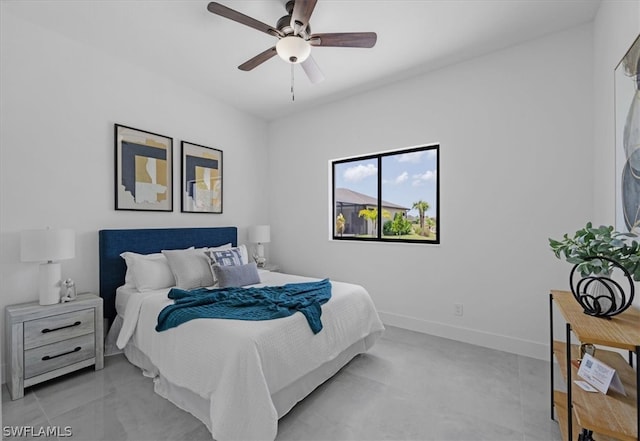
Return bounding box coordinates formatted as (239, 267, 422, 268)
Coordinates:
(301, 55, 325, 84)
(291, 0, 317, 35)
(238, 47, 278, 71)
(310, 32, 377, 48)
(207, 2, 283, 38)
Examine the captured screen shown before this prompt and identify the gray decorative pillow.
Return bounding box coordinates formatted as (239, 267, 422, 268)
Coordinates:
(213, 262, 261, 288)
(162, 248, 214, 290)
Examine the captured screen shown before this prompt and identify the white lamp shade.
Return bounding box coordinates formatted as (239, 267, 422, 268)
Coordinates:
(248, 225, 271, 244)
(276, 36, 311, 64)
(21, 228, 75, 262)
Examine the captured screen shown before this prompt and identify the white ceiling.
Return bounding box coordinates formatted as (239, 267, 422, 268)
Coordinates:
(5, 0, 601, 121)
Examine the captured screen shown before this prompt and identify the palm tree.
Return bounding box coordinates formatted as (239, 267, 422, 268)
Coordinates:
(412, 200, 430, 235)
(358, 207, 391, 236)
(359, 208, 378, 236)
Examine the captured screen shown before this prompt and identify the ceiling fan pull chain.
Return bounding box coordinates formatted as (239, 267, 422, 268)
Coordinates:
(291, 64, 295, 102)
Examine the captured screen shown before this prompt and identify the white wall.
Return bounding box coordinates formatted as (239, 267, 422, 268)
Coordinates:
(2, 0, 637, 372)
(592, 0, 640, 308)
(268, 25, 595, 360)
(0, 9, 270, 377)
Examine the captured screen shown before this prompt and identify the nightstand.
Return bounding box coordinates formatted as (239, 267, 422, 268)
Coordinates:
(5, 293, 104, 400)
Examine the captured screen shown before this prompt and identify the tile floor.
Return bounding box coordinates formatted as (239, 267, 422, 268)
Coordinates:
(2, 326, 562, 441)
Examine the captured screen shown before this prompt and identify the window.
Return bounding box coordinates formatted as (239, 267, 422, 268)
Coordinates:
(332, 144, 439, 244)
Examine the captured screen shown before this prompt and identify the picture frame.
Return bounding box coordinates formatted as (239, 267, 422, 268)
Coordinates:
(614, 34, 640, 235)
(114, 124, 173, 212)
(181, 141, 223, 213)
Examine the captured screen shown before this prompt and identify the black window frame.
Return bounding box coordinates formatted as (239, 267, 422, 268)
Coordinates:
(331, 144, 440, 244)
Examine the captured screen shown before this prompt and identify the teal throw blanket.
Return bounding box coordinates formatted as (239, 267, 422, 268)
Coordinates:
(156, 279, 332, 334)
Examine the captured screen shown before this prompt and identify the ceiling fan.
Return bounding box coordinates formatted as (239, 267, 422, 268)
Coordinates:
(206, 1, 377, 85)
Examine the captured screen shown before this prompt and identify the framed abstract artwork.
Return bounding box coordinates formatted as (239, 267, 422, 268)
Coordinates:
(114, 124, 173, 211)
(615, 34, 640, 235)
(181, 141, 223, 213)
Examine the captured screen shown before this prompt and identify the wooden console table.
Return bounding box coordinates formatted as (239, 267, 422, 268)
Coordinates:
(549, 290, 639, 441)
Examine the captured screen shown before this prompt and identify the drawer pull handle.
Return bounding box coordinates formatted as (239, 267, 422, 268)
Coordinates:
(42, 321, 81, 333)
(42, 346, 81, 361)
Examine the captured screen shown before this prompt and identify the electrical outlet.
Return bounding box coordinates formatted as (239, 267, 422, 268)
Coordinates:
(454, 303, 463, 316)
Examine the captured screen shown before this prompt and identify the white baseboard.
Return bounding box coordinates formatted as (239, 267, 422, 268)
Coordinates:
(378, 311, 549, 360)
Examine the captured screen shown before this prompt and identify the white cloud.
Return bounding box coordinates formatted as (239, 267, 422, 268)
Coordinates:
(395, 172, 408, 184)
(412, 169, 437, 186)
(343, 163, 377, 182)
(397, 151, 426, 163)
(382, 172, 409, 186)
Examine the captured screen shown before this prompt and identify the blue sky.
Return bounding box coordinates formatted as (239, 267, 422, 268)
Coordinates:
(334, 148, 438, 217)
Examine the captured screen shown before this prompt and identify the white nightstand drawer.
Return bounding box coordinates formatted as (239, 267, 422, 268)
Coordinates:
(24, 333, 95, 379)
(24, 308, 94, 350)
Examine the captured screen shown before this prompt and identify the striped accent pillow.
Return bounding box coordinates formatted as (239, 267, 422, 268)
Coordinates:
(205, 248, 243, 267)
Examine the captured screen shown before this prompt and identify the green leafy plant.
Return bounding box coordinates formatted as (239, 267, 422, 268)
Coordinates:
(549, 222, 640, 281)
(389, 212, 413, 236)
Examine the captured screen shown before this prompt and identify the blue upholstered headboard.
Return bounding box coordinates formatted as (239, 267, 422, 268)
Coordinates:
(99, 227, 238, 323)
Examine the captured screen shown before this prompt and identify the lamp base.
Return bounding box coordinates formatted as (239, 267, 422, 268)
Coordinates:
(254, 243, 267, 267)
(39, 262, 62, 305)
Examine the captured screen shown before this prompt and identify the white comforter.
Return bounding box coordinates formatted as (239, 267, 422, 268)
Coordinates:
(116, 271, 384, 441)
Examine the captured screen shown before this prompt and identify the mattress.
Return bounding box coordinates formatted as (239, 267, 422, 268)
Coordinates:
(114, 271, 384, 441)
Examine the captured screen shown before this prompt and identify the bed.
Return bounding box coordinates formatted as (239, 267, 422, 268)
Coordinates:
(99, 227, 384, 441)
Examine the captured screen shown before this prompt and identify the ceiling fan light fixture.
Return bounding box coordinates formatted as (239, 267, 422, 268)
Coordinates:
(276, 36, 310, 64)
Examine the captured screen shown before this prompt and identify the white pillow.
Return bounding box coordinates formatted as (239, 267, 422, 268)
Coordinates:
(197, 243, 232, 254)
(121, 257, 137, 288)
(134, 256, 176, 291)
(120, 251, 160, 286)
(120, 251, 177, 292)
(163, 248, 214, 290)
(238, 244, 249, 264)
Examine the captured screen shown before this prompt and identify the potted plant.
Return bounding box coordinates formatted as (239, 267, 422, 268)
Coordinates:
(549, 222, 639, 316)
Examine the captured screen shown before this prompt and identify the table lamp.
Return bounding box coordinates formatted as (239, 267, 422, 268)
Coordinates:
(21, 228, 75, 305)
(248, 225, 270, 267)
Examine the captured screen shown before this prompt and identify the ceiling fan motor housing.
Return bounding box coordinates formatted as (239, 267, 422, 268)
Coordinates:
(285, 0, 295, 14)
(276, 14, 310, 39)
